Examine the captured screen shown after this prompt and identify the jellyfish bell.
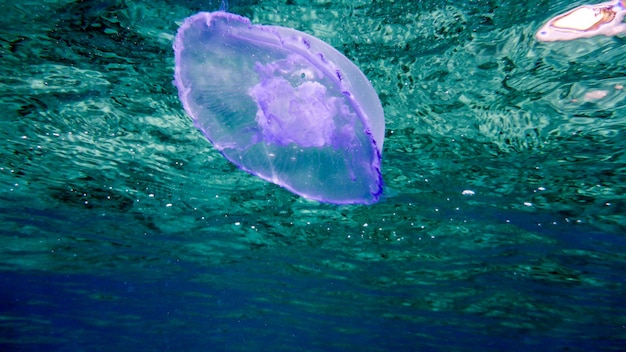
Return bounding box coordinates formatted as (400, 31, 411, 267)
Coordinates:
(173, 11, 385, 204)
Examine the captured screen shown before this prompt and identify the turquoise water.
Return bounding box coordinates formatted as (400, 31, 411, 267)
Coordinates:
(1, 0, 625, 350)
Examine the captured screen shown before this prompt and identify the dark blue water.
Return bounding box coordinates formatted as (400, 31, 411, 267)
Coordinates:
(2, 0, 626, 350)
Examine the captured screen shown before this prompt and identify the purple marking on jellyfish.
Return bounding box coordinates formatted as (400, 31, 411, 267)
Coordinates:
(336, 70, 343, 82)
(173, 11, 385, 205)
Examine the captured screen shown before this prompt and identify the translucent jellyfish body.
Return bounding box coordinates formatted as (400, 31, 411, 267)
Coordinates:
(174, 12, 384, 204)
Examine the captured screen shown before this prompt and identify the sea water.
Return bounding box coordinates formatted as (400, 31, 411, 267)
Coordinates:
(1, 0, 625, 350)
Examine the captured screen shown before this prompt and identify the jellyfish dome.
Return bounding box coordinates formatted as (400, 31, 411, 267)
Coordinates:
(173, 11, 385, 204)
